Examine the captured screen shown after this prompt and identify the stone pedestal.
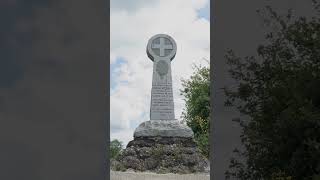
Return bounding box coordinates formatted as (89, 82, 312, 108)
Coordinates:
(134, 120, 194, 138)
(111, 120, 209, 173)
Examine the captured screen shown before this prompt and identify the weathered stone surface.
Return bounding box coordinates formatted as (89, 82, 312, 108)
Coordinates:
(147, 34, 177, 120)
(121, 156, 142, 170)
(134, 120, 194, 138)
(137, 147, 152, 158)
(144, 157, 158, 170)
(127, 137, 197, 148)
(121, 147, 136, 156)
(147, 34, 176, 61)
(113, 137, 208, 174)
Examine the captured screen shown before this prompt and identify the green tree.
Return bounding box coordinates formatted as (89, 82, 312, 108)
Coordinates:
(224, 3, 320, 180)
(180, 62, 210, 158)
(110, 139, 123, 160)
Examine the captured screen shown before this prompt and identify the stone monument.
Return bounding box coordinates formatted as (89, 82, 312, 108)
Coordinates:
(134, 34, 194, 138)
(111, 34, 208, 174)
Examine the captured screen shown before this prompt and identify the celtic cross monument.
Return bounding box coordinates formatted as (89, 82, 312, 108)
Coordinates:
(113, 34, 207, 174)
(148, 34, 175, 120)
(134, 34, 193, 138)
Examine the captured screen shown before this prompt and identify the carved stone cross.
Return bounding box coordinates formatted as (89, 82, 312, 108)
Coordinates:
(133, 34, 193, 138)
(151, 37, 174, 57)
(146, 34, 177, 120)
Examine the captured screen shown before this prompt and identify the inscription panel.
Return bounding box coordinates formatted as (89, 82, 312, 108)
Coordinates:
(150, 81, 175, 120)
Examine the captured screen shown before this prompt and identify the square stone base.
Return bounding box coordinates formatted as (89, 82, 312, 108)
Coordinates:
(133, 120, 194, 138)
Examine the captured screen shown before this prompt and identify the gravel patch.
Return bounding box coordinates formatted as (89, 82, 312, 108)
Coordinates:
(110, 170, 210, 180)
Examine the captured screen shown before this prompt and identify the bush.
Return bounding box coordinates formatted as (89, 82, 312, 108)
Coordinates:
(180, 63, 210, 158)
(110, 139, 123, 160)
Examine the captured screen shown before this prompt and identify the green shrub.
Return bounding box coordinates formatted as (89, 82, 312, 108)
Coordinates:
(110, 139, 123, 160)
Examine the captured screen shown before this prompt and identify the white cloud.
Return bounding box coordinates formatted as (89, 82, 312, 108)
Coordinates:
(110, 0, 159, 12)
(110, 52, 117, 64)
(110, 0, 210, 146)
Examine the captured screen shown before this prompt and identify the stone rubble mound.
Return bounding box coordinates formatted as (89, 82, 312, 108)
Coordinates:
(111, 137, 209, 174)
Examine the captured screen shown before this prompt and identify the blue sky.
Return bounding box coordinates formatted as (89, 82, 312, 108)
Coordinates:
(110, 57, 127, 94)
(197, 1, 210, 20)
(110, 0, 210, 145)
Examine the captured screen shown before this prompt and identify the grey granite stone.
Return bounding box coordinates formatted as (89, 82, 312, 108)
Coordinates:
(134, 120, 194, 138)
(127, 137, 197, 148)
(147, 34, 177, 120)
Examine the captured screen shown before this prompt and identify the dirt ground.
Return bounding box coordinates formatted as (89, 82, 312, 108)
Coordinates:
(110, 170, 210, 180)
